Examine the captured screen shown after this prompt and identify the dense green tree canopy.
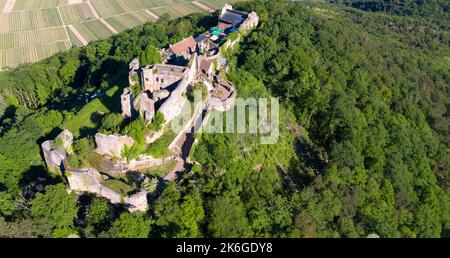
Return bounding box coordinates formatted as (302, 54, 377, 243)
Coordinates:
(30, 184, 78, 237)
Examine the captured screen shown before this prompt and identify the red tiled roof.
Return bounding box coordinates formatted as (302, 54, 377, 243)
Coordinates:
(169, 36, 197, 55)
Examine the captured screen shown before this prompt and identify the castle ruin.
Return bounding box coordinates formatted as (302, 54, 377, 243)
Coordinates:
(42, 5, 259, 213)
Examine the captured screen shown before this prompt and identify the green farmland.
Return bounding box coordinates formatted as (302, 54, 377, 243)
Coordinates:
(0, 0, 247, 71)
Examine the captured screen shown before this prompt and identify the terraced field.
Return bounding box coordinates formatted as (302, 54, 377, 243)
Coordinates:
(152, 2, 206, 19)
(0, 0, 248, 70)
(200, 0, 242, 9)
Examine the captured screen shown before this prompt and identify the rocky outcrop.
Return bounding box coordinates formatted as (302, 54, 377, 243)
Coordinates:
(41, 141, 67, 174)
(66, 168, 148, 212)
(59, 129, 74, 154)
(125, 190, 149, 212)
(95, 133, 134, 158)
(41, 129, 74, 173)
(145, 129, 164, 144)
(67, 168, 122, 203)
(240, 11, 259, 31)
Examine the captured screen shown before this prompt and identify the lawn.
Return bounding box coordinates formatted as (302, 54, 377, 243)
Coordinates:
(64, 85, 120, 137)
(101, 178, 135, 197)
(140, 160, 177, 178)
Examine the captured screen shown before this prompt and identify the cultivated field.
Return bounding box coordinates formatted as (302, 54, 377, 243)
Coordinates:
(0, 0, 248, 70)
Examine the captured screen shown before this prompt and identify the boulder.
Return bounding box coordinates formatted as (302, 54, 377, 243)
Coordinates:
(57, 129, 74, 154)
(41, 140, 67, 174)
(95, 133, 134, 158)
(125, 190, 148, 212)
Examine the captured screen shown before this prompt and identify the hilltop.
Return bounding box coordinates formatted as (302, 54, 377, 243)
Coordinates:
(0, 0, 449, 238)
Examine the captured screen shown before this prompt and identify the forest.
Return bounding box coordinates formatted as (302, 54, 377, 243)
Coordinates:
(0, 0, 449, 237)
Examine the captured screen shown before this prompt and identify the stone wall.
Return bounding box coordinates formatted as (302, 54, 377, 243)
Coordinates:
(210, 88, 237, 112)
(137, 92, 155, 123)
(129, 58, 140, 86)
(141, 64, 185, 93)
(240, 11, 259, 32)
(158, 54, 198, 123)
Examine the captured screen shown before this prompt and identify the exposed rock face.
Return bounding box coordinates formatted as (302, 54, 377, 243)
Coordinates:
(121, 87, 134, 118)
(67, 169, 122, 203)
(66, 168, 148, 212)
(127, 155, 176, 171)
(95, 133, 134, 158)
(145, 129, 164, 144)
(125, 190, 149, 212)
(41, 129, 73, 173)
(41, 140, 67, 174)
(58, 129, 74, 154)
(240, 11, 259, 31)
(224, 36, 240, 49)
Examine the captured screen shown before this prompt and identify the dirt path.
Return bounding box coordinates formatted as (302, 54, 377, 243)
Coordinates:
(68, 0, 83, 5)
(164, 100, 206, 181)
(192, 1, 215, 13)
(2, 0, 16, 13)
(100, 18, 118, 34)
(85, 0, 100, 19)
(145, 9, 159, 20)
(67, 24, 88, 46)
(164, 157, 184, 181)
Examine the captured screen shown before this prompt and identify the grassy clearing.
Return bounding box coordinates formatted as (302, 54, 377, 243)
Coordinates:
(87, 152, 115, 173)
(140, 160, 177, 178)
(64, 86, 120, 137)
(102, 178, 134, 196)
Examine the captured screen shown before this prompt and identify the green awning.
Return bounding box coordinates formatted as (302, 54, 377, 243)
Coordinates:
(210, 27, 224, 36)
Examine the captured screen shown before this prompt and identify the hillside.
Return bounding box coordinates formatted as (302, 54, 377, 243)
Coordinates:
(0, 0, 449, 238)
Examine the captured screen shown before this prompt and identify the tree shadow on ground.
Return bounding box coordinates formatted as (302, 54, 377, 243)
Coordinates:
(286, 137, 330, 188)
(19, 165, 63, 200)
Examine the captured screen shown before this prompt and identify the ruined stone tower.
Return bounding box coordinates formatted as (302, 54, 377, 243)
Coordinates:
(129, 58, 140, 86)
(121, 87, 134, 118)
